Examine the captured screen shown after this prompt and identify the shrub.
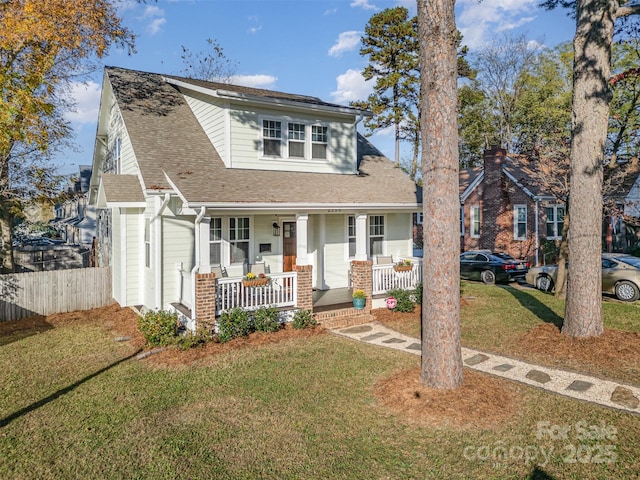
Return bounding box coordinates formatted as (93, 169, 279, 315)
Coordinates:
(386, 288, 415, 313)
(217, 307, 253, 343)
(177, 326, 213, 350)
(413, 283, 423, 305)
(253, 306, 281, 333)
(292, 309, 317, 329)
(138, 309, 178, 346)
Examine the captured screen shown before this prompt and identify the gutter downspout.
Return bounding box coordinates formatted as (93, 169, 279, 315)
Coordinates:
(153, 193, 171, 310)
(191, 206, 207, 321)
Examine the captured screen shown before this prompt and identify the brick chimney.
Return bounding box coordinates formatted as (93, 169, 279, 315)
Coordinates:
(481, 146, 507, 250)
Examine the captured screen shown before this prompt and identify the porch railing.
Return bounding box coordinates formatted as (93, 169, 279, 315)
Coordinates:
(372, 261, 422, 295)
(216, 272, 297, 315)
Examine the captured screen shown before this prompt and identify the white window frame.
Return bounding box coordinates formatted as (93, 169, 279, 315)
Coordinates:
(209, 217, 222, 265)
(369, 215, 385, 257)
(546, 205, 565, 240)
(347, 215, 356, 258)
(229, 217, 251, 264)
(260, 116, 330, 162)
(514, 205, 527, 241)
(470, 205, 480, 238)
(311, 124, 328, 160)
(287, 122, 306, 158)
(113, 137, 122, 174)
(262, 119, 282, 158)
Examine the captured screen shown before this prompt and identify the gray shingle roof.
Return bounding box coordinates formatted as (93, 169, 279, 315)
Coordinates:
(105, 67, 420, 207)
(100, 173, 145, 205)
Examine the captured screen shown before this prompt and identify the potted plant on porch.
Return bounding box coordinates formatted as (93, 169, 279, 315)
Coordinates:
(393, 259, 413, 272)
(242, 272, 270, 287)
(352, 289, 366, 310)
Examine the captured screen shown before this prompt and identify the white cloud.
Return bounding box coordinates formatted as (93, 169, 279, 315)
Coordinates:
(324, 8, 338, 16)
(330, 69, 373, 104)
(457, 0, 538, 48)
(229, 74, 278, 89)
(328, 31, 362, 57)
(139, 5, 166, 35)
(350, 0, 379, 11)
(248, 16, 262, 34)
(64, 81, 102, 125)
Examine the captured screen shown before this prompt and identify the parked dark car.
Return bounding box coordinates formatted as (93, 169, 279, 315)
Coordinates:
(460, 250, 530, 284)
(526, 253, 640, 302)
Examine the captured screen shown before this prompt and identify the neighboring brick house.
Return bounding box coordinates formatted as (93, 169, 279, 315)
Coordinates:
(459, 147, 565, 266)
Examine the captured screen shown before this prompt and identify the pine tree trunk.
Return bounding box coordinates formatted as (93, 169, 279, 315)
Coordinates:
(563, 0, 613, 338)
(417, 0, 463, 389)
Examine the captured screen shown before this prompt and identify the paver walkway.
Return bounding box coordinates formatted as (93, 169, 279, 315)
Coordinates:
(331, 322, 640, 414)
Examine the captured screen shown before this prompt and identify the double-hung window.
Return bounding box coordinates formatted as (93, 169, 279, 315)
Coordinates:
(514, 205, 527, 240)
(209, 217, 222, 265)
(230, 217, 250, 264)
(263, 120, 282, 157)
(113, 137, 122, 174)
(369, 215, 384, 256)
(470, 205, 480, 238)
(348, 216, 356, 257)
(546, 206, 565, 239)
(311, 125, 328, 159)
(288, 123, 305, 158)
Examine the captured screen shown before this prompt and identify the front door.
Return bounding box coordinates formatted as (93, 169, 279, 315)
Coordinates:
(283, 222, 297, 272)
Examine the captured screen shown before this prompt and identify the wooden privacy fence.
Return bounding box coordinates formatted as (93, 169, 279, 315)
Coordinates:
(0, 267, 112, 322)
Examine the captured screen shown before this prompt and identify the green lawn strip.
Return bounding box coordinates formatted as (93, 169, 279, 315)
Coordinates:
(0, 312, 639, 479)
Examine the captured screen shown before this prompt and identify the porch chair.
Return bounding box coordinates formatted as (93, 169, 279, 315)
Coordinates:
(376, 255, 393, 265)
(249, 262, 266, 275)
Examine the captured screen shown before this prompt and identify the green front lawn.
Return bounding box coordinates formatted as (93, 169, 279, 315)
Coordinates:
(1, 289, 639, 479)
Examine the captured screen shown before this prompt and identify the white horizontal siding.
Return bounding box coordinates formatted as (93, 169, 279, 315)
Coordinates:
(162, 216, 195, 308)
(125, 210, 142, 306)
(182, 92, 229, 166)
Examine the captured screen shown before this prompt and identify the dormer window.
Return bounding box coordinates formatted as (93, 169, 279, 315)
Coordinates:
(261, 117, 329, 161)
(311, 125, 328, 159)
(263, 120, 282, 157)
(288, 123, 305, 158)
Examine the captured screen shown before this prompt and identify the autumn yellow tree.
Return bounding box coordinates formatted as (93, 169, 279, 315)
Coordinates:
(0, 0, 135, 271)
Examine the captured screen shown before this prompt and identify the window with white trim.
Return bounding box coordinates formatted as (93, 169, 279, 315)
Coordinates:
(263, 120, 282, 157)
(416, 212, 424, 225)
(113, 137, 122, 174)
(514, 205, 527, 240)
(311, 125, 328, 159)
(288, 122, 305, 158)
(144, 218, 151, 268)
(470, 205, 480, 238)
(230, 217, 250, 264)
(209, 217, 222, 265)
(546, 206, 565, 239)
(369, 215, 384, 256)
(348, 216, 356, 257)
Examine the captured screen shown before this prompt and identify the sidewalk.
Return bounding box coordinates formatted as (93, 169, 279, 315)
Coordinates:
(330, 322, 640, 414)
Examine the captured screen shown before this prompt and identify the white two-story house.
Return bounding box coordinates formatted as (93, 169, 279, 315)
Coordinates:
(89, 67, 421, 325)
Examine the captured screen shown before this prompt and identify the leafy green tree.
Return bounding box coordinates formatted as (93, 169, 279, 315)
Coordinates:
(0, 0, 135, 272)
(352, 6, 419, 169)
(542, 0, 640, 338)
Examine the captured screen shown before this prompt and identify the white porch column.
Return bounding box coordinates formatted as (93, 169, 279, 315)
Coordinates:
(296, 213, 309, 265)
(355, 213, 368, 261)
(198, 217, 211, 273)
(317, 214, 326, 289)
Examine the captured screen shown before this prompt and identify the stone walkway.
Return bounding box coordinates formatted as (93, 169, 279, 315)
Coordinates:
(331, 322, 640, 414)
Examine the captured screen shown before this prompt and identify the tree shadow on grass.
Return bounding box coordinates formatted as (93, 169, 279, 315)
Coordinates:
(499, 285, 564, 329)
(528, 466, 556, 479)
(0, 348, 141, 428)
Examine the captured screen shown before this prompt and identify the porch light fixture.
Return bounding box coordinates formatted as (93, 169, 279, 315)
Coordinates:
(272, 222, 280, 236)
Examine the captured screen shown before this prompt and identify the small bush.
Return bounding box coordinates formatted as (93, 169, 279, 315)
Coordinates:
(413, 283, 423, 305)
(292, 309, 317, 329)
(386, 288, 415, 313)
(138, 310, 178, 346)
(217, 307, 253, 343)
(253, 306, 281, 333)
(176, 326, 213, 350)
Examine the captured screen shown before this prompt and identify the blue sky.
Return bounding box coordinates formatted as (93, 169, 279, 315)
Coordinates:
(59, 0, 577, 176)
